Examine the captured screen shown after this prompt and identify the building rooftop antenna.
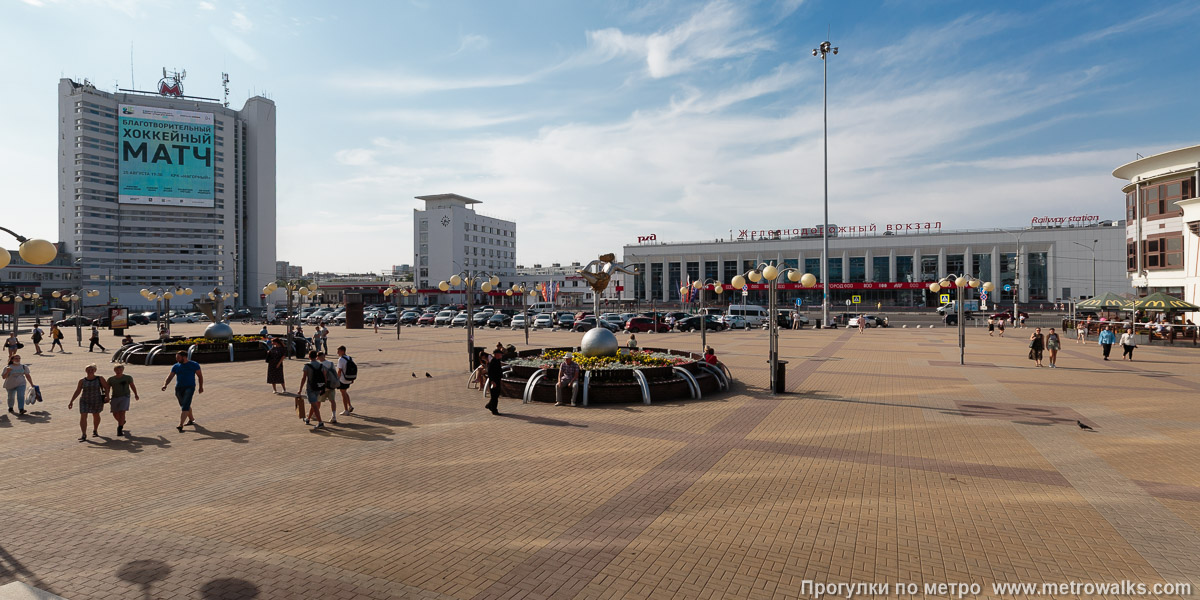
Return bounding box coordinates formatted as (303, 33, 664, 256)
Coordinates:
(221, 72, 230, 108)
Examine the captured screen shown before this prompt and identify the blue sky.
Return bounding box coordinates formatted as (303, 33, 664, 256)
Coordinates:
(2, 0, 1197, 273)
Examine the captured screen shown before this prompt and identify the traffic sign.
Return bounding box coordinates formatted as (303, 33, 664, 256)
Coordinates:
(845, 299, 851, 306)
(940, 293, 950, 304)
(742, 290, 748, 297)
(851, 295, 861, 304)
(795, 298, 803, 306)
(980, 291, 988, 302)
(1003, 284, 1012, 292)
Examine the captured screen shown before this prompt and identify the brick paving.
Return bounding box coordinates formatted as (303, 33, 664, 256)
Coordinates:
(1, 322, 1199, 599)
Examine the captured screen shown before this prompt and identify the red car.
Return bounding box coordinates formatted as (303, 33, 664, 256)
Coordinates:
(625, 316, 671, 333)
(417, 313, 436, 325)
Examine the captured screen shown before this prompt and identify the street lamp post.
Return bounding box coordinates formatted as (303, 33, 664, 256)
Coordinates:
(139, 286, 193, 338)
(440, 271, 499, 370)
(262, 279, 317, 359)
(1072, 239, 1099, 299)
(681, 278, 726, 354)
(0, 227, 58, 270)
(383, 282, 416, 340)
(507, 284, 537, 345)
(1004, 230, 1027, 324)
(731, 264, 817, 394)
(0, 291, 41, 336)
(929, 275, 993, 366)
(49, 288, 99, 346)
(812, 40, 838, 329)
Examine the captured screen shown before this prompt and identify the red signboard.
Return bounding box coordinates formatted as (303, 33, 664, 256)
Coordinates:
(736, 281, 946, 291)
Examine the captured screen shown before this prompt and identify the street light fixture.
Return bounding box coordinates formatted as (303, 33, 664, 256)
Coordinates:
(508, 283, 538, 345)
(262, 279, 316, 358)
(929, 275, 993, 366)
(0, 226, 58, 269)
(439, 270, 500, 370)
(139, 286, 193, 338)
(50, 288, 99, 346)
(812, 39, 838, 329)
(383, 281, 417, 340)
(731, 264, 817, 394)
(681, 278, 726, 354)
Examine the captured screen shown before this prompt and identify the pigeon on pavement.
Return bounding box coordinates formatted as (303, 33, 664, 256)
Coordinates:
(425, 372, 432, 378)
(1077, 420, 1095, 431)
(411, 373, 417, 378)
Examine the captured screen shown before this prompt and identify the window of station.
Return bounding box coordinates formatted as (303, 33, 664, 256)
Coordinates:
(826, 258, 843, 283)
(919, 256, 938, 282)
(895, 256, 914, 282)
(1143, 178, 1193, 218)
(972, 254, 991, 282)
(804, 258, 821, 282)
(704, 261, 719, 280)
(848, 257, 866, 282)
(723, 261, 740, 284)
(668, 263, 682, 300)
(650, 263, 663, 300)
(872, 257, 889, 281)
(686, 261, 700, 283)
(1145, 235, 1183, 269)
(946, 254, 964, 275)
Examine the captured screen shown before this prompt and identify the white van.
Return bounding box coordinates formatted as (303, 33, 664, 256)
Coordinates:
(528, 302, 557, 313)
(725, 304, 769, 326)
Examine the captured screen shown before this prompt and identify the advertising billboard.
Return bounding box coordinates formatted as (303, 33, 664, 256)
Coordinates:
(118, 104, 214, 207)
(109, 307, 129, 330)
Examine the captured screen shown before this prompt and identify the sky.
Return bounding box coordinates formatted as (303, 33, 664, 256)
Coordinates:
(2, 0, 1198, 274)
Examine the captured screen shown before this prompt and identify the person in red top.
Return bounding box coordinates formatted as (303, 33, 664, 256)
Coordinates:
(704, 347, 719, 365)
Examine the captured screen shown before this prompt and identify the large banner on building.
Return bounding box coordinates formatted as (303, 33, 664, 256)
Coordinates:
(118, 104, 214, 207)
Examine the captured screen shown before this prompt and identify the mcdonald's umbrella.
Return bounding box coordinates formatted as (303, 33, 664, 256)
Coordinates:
(1075, 293, 1136, 311)
(1133, 292, 1200, 312)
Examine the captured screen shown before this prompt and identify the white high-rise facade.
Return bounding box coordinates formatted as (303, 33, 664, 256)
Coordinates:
(57, 78, 276, 308)
(412, 194, 516, 303)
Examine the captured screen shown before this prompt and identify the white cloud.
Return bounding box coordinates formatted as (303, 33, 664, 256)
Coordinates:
(354, 108, 535, 129)
(231, 11, 253, 33)
(451, 33, 489, 55)
(209, 26, 266, 68)
(198, 1, 214, 10)
(327, 70, 542, 95)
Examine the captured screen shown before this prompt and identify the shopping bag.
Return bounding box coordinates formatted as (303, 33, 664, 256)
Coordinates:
(26, 385, 42, 405)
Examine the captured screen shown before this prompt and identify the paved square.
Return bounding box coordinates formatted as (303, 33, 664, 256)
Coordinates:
(1, 322, 1198, 599)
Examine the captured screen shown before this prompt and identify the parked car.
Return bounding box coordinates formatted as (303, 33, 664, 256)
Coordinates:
(573, 317, 620, 332)
(487, 313, 512, 328)
(168, 314, 197, 323)
(451, 312, 470, 327)
(400, 311, 421, 324)
(128, 313, 151, 325)
(381, 313, 398, 325)
(989, 310, 1029, 321)
(55, 316, 93, 328)
(510, 313, 527, 330)
(532, 313, 554, 329)
(675, 315, 726, 332)
(556, 313, 575, 329)
(417, 313, 436, 326)
(472, 312, 490, 326)
(860, 314, 887, 328)
(625, 316, 671, 333)
(722, 315, 749, 329)
(434, 310, 455, 326)
(665, 311, 690, 326)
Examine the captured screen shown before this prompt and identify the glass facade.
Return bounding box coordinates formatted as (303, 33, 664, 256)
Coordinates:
(999, 252, 1016, 304)
(1026, 252, 1048, 301)
(704, 261, 719, 280)
(946, 254, 964, 276)
(896, 256, 914, 282)
(848, 257, 866, 282)
(826, 258, 843, 283)
(686, 261, 700, 284)
(668, 263, 682, 300)
(872, 257, 889, 281)
(723, 261, 739, 284)
(632, 263, 645, 300)
(805, 258, 821, 282)
(650, 263, 663, 300)
(972, 254, 991, 282)
(920, 256, 938, 282)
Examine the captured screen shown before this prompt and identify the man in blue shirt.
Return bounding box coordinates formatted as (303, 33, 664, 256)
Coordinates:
(161, 351, 204, 432)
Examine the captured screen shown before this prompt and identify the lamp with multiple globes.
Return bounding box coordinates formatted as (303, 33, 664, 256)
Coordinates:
(382, 281, 417, 340)
(730, 264, 817, 395)
(0, 227, 58, 271)
(263, 279, 317, 356)
(679, 278, 726, 354)
(439, 271, 500, 370)
(139, 286, 193, 337)
(47, 288, 99, 346)
(507, 283, 538, 345)
(928, 275, 993, 366)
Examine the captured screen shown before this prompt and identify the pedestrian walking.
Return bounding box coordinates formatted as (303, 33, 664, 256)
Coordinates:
(1098, 326, 1116, 361)
(1120, 329, 1137, 361)
(106, 364, 139, 437)
(30, 324, 44, 355)
(49, 325, 65, 353)
(554, 354, 580, 406)
(4, 332, 21, 358)
(485, 351, 503, 415)
(161, 351, 203, 432)
(88, 324, 107, 353)
(1019, 314, 1027, 328)
(997, 319, 1006, 337)
(3, 354, 34, 416)
(68, 364, 110, 441)
(1028, 328, 1045, 367)
(987, 318, 995, 336)
(1046, 328, 1060, 368)
(266, 338, 287, 394)
(1076, 319, 1087, 344)
(298, 351, 327, 429)
(314, 324, 328, 354)
(335, 345, 356, 415)
(857, 315, 866, 334)
(317, 351, 338, 423)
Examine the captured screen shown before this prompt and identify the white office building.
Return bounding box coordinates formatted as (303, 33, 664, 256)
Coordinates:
(1113, 144, 1200, 318)
(57, 77, 276, 309)
(622, 224, 1127, 309)
(412, 194, 516, 304)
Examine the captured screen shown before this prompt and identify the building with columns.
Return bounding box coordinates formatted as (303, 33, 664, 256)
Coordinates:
(1113, 144, 1199, 319)
(622, 224, 1127, 308)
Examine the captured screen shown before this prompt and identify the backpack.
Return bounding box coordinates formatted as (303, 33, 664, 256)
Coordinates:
(307, 362, 327, 389)
(343, 355, 358, 381)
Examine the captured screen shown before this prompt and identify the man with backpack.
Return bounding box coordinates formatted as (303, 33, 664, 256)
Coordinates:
(298, 350, 327, 429)
(316, 351, 339, 424)
(335, 345, 357, 415)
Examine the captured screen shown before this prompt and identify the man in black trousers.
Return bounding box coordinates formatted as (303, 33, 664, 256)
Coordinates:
(485, 351, 503, 415)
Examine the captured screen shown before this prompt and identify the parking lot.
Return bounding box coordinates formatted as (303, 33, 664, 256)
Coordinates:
(1, 322, 1198, 599)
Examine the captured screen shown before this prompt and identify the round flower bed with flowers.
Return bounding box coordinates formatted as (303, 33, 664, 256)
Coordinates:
(114, 334, 271, 365)
(498, 347, 726, 404)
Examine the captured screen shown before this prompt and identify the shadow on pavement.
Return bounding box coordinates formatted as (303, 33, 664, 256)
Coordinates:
(90, 434, 173, 453)
(13, 410, 52, 424)
(191, 424, 250, 444)
(499, 413, 587, 428)
(0, 543, 59, 596)
(116, 558, 171, 600)
(351, 414, 413, 428)
(310, 422, 394, 441)
(200, 578, 260, 599)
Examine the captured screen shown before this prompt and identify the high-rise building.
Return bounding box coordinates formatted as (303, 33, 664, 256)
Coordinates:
(57, 77, 276, 308)
(412, 194, 516, 303)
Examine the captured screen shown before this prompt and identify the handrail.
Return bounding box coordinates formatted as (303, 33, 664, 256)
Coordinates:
(145, 344, 167, 366)
(630, 370, 652, 405)
(523, 370, 549, 404)
(697, 362, 728, 391)
(186, 344, 199, 362)
(581, 371, 591, 407)
(114, 343, 145, 363)
(673, 367, 700, 399)
(228, 342, 235, 362)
